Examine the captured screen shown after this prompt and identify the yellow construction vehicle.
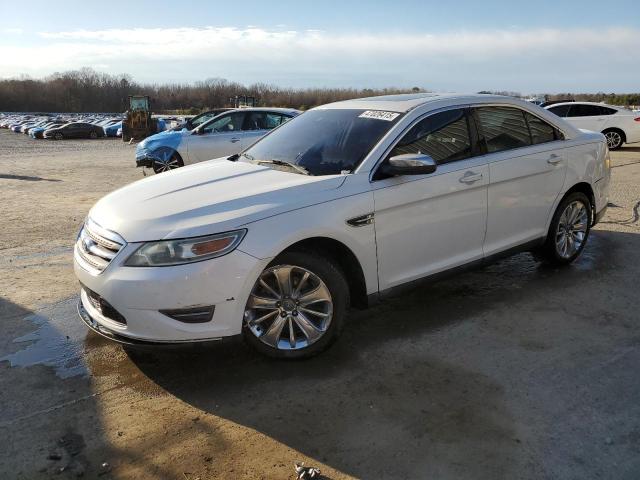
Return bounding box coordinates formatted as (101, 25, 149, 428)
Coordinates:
(122, 95, 157, 142)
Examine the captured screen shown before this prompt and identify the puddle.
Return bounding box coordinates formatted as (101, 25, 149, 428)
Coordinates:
(1, 297, 89, 378)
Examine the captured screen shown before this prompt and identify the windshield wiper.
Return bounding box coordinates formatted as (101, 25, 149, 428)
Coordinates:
(255, 159, 310, 176)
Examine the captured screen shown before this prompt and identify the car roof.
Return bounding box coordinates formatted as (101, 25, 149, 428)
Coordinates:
(545, 101, 620, 109)
(317, 93, 532, 113)
(233, 107, 301, 115)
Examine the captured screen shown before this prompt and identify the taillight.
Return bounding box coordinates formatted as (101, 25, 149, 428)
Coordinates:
(634, 117, 640, 122)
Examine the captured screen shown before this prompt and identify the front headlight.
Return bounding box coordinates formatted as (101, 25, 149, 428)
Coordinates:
(124, 229, 246, 267)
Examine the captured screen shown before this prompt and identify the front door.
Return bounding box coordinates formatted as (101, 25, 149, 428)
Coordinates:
(372, 107, 489, 290)
(187, 112, 246, 163)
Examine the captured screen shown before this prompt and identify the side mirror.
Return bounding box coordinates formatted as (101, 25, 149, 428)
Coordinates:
(381, 153, 437, 176)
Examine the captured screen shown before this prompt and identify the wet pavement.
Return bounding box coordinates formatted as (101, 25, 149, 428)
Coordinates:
(1, 132, 639, 479)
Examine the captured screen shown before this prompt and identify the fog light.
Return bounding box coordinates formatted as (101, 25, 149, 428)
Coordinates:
(159, 306, 215, 323)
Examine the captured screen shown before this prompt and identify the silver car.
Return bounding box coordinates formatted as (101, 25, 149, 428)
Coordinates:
(135, 108, 300, 173)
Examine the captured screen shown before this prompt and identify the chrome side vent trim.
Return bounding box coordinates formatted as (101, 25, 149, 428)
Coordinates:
(346, 213, 375, 227)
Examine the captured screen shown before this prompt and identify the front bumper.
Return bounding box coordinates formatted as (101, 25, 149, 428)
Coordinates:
(135, 148, 158, 168)
(74, 243, 269, 343)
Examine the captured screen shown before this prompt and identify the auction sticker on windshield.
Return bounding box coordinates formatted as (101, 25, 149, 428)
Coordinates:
(358, 110, 400, 121)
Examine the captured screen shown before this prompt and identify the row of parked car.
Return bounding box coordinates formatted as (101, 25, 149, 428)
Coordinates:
(0, 114, 124, 139)
(0, 113, 173, 140)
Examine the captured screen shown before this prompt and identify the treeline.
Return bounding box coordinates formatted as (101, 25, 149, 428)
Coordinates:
(0, 68, 422, 113)
(3, 69, 638, 113)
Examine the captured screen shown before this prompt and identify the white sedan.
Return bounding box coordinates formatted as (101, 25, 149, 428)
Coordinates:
(545, 101, 640, 150)
(135, 107, 300, 173)
(75, 93, 610, 358)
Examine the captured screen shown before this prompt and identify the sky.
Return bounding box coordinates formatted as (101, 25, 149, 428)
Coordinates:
(1, 0, 639, 93)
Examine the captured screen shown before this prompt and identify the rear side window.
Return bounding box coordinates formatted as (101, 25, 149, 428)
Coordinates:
(266, 113, 287, 129)
(390, 108, 471, 165)
(567, 104, 602, 117)
(525, 113, 556, 145)
(548, 105, 571, 117)
(600, 106, 618, 115)
(475, 106, 531, 153)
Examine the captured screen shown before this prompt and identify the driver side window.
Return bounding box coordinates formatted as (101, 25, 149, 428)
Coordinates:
(202, 113, 244, 134)
(389, 108, 472, 165)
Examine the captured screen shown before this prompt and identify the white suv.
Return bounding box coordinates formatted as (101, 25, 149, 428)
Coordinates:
(75, 94, 610, 358)
(545, 101, 640, 150)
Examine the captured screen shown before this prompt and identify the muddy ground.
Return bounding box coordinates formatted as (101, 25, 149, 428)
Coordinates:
(1, 129, 639, 479)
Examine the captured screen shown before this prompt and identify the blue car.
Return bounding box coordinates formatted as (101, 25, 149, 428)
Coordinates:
(103, 121, 122, 137)
(135, 108, 299, 173)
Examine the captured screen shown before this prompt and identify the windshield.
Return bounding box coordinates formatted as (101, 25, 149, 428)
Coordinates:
(241, 109, 402, 176)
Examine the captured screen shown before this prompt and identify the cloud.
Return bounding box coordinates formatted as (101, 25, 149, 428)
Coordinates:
(1, 26, 639, 91)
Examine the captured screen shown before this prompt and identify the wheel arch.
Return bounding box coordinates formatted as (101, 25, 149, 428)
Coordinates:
(602, 127, 626, 144)
(560, 182, 596, 225)
(277, 236, 369, 309)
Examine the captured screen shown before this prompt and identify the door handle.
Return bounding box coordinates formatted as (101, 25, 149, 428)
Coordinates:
(230, 137, 240, 143)
(459, 172, 483, 184)
(547, 154, 562, 165)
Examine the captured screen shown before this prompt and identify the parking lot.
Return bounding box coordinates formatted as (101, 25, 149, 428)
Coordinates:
(1, 128, 639, 479)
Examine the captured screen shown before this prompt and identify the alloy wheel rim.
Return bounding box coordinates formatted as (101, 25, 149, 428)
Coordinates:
(605, 131, 622, 149)
(154, 150, 180, 172)
(555, 200, 589, 259)
(244, 265, 333, 350)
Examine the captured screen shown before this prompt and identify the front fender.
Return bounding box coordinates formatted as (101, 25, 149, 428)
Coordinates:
(238, 191, 379, 295)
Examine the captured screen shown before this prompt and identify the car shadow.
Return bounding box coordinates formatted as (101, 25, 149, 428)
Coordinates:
(127, 231, 629, 479)
(0, 173, 61, 182)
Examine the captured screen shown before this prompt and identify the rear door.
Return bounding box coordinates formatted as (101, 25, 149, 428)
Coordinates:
(474, 106, 567, 255)
(564, 104, 607, 132)
(64, 123, 81, 138)
(185, 112, 246, 163)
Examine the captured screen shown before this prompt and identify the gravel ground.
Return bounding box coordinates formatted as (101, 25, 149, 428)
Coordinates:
(1, 129, 639, 479)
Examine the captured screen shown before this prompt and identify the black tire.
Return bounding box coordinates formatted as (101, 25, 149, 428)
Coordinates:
(54, 132, 63, 140)
(90, 131, 98, 139)
(603, 128, 624, 150)
(152, 150, 184, 174)
(537, 192, 592, 265)
(242, 250, 349, 359)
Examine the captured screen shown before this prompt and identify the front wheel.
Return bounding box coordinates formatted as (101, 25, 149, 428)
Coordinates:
(243, 251, 349, 359)
(152, 149, 184, 174)
(538, 192, 592, 265)
(54, 132, 63, 140)
(89, 131, 98, 139)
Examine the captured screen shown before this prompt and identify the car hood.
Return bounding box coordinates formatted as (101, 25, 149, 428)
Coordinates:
(89, 159, 346, 242)
(137, 130, 186, 151)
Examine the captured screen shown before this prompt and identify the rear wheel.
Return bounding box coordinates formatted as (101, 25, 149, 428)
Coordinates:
(538, 192, 592, 265)
(152, 149, 184, 174)
(603, 129, 624, 150)
(89, 131, 98, 139)
(243, 250, 349, 359)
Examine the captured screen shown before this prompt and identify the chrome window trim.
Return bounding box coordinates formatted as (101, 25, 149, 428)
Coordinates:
(368, 104, 473, 182)
(475, 102, 571, 140)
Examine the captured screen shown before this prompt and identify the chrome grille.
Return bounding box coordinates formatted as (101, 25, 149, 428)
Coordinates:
(76, 219, 125, 273)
